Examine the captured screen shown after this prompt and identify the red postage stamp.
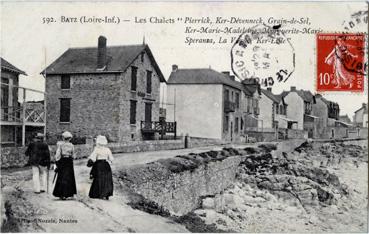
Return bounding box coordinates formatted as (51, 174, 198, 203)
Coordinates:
(317, 33, 365, 92)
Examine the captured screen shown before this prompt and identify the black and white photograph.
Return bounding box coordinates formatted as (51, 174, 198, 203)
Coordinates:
(0, 0, 368, 233)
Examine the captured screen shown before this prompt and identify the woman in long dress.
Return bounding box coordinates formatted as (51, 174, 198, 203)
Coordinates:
(53, 131, 77, 200)
(88, 135, 114, 200)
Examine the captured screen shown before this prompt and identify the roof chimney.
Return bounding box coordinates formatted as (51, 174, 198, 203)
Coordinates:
(97, 36, 107, 69)
(363, 103, 367, 108)
(222, 71, 230, 77)
(290, 86, 296, 91)
(267, 87, 272, 92)
(172, 64, 178, 72)
(230, 75, 235, 81)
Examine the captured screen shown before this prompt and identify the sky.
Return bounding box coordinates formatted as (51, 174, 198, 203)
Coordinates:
(1, 1, 368, 119)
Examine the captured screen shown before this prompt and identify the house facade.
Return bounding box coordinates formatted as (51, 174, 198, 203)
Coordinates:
(166, 67, 245, 142)
(353, 103, 368, 128)
(1, 57, 46, 146)
(242, 79, 261, 133)
(312, 94, 340, 128)
(43, 36, 166, 143)
(282, 87, 319, 138)
(259, 88, 279, 131)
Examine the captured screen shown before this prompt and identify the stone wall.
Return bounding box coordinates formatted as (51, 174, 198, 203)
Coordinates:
(108, 139, 184, 153)
(1, 139, 184, 169)
(120, 149, 243, 216)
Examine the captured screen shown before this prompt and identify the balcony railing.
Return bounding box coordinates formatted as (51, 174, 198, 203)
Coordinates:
(224, 100, 236, 112)
(141, 121, 177, 139)
(1, 106, 22, 122)
(1, 105, 45, 124)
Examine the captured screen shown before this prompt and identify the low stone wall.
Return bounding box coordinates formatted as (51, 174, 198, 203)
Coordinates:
(0, 147, 28, 168)
(1, 139, 185, 169)
(185, 137, 227, 148)
(120, 148, 244, 216)
(1, 144, 94, 168)
(246, 131, 276, 142)
(287, 129, 308, 139)
(108, 139, 184, 153)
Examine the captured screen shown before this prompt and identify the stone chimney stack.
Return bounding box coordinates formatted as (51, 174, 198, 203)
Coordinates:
(230, 75, 235, 81)
(97, 36, 107, 69)
(172, 64, 178, 72)
(222, 71, 230, 77)
(363, 103, 367, 108)
(267, 87, 272, 92)
(290, 86, 296, 91)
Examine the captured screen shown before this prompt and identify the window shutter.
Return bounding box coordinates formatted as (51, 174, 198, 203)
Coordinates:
(60, 98, 71, 122)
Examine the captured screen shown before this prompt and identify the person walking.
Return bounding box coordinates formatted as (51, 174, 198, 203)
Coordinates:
(25, 133, 51, 194)
(87, 135, 114, 200)
(52, 131, 77, 200)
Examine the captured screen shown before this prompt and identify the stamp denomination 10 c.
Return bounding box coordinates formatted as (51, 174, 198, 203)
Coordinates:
(317, 33, 365, 92)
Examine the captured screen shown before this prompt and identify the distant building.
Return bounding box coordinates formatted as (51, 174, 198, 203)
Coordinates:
(166, 67, 245, 142)
(242, 79, 261, 134)
(312, 94, 340, 128)
(353, 103, 368, 128)
(339, 114, 352, 124)
(259, 87, 293, 130)
(281, 87, 319, 138)
(42, 36, 167, 143)
(1, 57, 46, 146)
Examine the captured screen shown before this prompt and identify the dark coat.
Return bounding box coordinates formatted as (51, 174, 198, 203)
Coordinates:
(25, 141, 51, 167)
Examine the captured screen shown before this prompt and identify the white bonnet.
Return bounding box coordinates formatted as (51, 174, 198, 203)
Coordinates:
(62, 131, 73, 139)
(96, 135, 108, 145)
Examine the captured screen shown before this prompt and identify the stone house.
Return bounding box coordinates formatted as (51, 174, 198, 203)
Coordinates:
(42, 36, 166, 143)
(353, 103, 368, 128)
(242, 78, 261, 133)
(166, 67, 245, 142)
(281, 87, 319, 138)
(1, 57, 46, 146)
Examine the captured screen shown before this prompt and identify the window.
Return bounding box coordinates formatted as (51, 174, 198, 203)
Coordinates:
(241, 118, 244, 130)
(131, 66, 137, 91)
(224, 115, 229, 132)
(225, 89, 229, 101)
(61, 75, 71, 89)
(60, 98, 71, 122)
(276, 104, 279, 114)
(235, 93, 240, 109)
(130, 100, 137, 124)
(235, 117, 239, 133)
(141, 52, 145, 63)
(146, 70, 152, 94)
(145, 102, 152, 122)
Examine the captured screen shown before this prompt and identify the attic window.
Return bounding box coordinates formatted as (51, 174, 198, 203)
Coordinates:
(61, 75, 71, 89)
(141, 52, 145, 63)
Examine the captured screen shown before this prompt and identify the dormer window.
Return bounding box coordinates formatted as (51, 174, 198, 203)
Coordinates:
(61, 75, 71, 90)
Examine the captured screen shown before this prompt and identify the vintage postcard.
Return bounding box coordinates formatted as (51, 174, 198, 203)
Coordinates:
(1, 0, 368, 233)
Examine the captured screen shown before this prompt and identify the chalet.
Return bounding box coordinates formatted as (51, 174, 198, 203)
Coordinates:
(166, 67, 245, 142)
(1, 57, 46, 146)
(42, 36, 169, 143)
(281, 87, 319, 138)
(353, 103, 368, 128)
(242, 78, 261, 133)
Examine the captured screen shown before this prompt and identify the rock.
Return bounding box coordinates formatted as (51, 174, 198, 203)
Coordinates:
(202, 198, 215, 209)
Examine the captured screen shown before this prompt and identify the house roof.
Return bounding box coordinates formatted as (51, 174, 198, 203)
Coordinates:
(167, 68, 243, 90)
(339, 114, 352, 123)
(354, 104, 368, 113)
(41, 44, 165, 82)
(261, 89, 280, 103)
(1, 57, 27, 75)
(281, 89, 315, 102)
(243, 83, 261, 96)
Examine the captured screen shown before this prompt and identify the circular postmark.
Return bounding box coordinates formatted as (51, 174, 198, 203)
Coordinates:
(341, 10, 368, 76)
(231, 23, 295, 87)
